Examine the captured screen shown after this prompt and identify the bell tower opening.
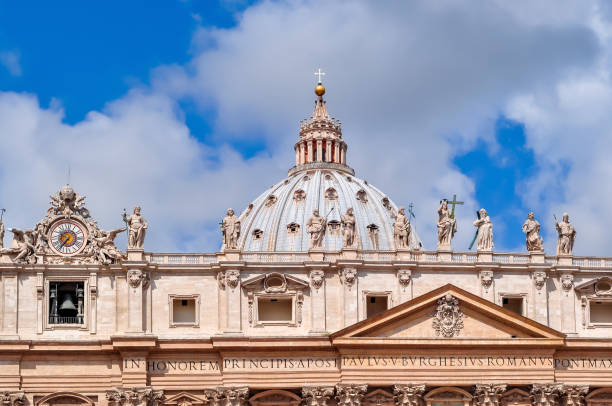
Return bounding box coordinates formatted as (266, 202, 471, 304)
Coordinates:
(49, 281, 84, 325)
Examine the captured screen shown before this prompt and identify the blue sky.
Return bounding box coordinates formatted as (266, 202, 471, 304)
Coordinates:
(0, 1, 610, 254)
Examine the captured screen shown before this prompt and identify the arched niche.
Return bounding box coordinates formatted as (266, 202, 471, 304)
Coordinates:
(424, 387, 472, 406)
(36, 392, 94, 406)
(501, 388, 530, 406)
(587, 388, 612, 406)
(249, 390, 301, 406)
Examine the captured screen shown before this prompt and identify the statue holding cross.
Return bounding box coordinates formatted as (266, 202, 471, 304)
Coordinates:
(437, 195, 462, 250)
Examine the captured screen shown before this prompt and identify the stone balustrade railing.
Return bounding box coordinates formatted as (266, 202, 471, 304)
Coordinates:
(146, 251, 612, 269)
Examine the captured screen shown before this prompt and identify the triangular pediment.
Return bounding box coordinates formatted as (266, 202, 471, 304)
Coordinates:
(331, 284, 564, 345)
(242, 272, 309, 292)
(163, 392, 204, 405)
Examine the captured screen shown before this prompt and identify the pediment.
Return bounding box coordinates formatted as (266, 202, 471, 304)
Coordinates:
(242, 272, 309, 292)
(575, 276, 612, 296)
(163, 392, 204, 406)
(332, 284, 564, 344)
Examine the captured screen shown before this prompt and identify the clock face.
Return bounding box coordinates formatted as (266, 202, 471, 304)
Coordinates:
(49, 220, 86, 255)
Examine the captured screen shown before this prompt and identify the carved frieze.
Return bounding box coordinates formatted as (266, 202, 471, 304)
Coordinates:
(0, 391, 24, 406)
(432, 293, 464, 337)
(561, 385, 588, 406)
(531, 383, 563, 406)
(218, 270, 240, 290)
(393, 384, 425, 406)
(336, 384, 368, 406)
(106, 387, 164, 406)
(302, 386, 335, 406)
(474, 384, 507, 406)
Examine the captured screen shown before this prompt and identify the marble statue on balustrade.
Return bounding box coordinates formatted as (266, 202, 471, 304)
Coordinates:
(437, 200, 456, 250)
(123, 206, 148, 249)
(221, 208, 241, 250)
(341, 208, 357, 248)
(523, 212, 543, 251)
(307, 209, 326, 249)
(556, 213, 576, 255)
(393, 206, 411, 249)
(473, 208, 493, 251)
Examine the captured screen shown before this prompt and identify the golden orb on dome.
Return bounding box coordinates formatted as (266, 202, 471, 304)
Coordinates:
(315, 83, 325, 96)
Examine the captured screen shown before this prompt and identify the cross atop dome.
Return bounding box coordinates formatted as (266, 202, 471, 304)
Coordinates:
(290, 70, 352, 175)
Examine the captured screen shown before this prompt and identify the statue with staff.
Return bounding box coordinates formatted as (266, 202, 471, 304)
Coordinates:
(555, 212, 576, 255)
(307, 207, 333, 249)
(470, 208, 493, 251)
(437, 195, 462, 250)
(122, 206, 148, 249)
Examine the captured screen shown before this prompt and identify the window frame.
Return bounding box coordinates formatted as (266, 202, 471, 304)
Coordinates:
(44, 277, 89, 331)
(361, 290, 393, 320)
(584, 297, 612, 328)
(168, 294, 200, 328)
(253, 293, 297, 327)
(497, 292, 528, 317)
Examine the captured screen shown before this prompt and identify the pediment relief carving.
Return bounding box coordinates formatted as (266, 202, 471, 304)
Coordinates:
(575, 276, 612, 296)
(163, 392, 204, 406)
(250, 390, 301, 406)
(363, 389, 393, 406)
(501, 389, 530, 406)
(242, 272, 309, 293)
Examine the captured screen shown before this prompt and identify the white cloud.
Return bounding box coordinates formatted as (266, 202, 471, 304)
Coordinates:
(0, 50, 22, 76)
(0, 0, 609, 254)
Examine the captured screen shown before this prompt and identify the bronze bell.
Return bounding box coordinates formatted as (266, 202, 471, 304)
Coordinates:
(59, 293, 77, 316)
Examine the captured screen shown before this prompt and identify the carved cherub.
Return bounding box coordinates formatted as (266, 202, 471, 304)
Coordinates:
(92, 227, 126, 265)
(0, 228, 36, 264)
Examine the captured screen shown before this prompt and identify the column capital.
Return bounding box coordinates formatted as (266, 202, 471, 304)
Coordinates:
(1, 391, 24, 406)
(203, 387, 249, 406)
(393, 384, 425, 406)
(561, 385, 588, 406)
(531, 383, 563, 406)
(302, 386, 335, 406)
(474, 384, 507, 406)
(106, 387, 164, 406)
(336, 384, 368, 406)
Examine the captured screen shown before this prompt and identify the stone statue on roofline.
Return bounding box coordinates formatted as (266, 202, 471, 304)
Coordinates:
(437, 200, 456, 250)
(341, 207, 357, 248)
(473, 208, 493, 251)
(522, 212, 543, 252)
(555, 212, 576, 255)
(221, 208, 241, 250)
(393, 206, 412, 249)
(307, 209, 327, 249)
(123, 206, 148, 249)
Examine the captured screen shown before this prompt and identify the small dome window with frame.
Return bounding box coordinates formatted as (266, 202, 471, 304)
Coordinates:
(325, 187, 338, 200)
(252, 229, 264, 240)
(265, 195, 278, 207)
(293, 189, 306, 202)
(356, 189, 368, 203)
(381, 197, 392, 211)
(287, 222, 300, 234)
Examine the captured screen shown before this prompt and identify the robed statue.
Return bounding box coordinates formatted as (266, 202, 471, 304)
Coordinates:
(306, 209, 327, 249)
(393, 206, 412, 249)
(522, 212, 543, 251)
(341, 208, 357, 248)
(437, 200, 456, 250)
(555, 213, 576, 255)
(123, 206, 148, 249)
(473, 208, 493, 251)
(221, 208, 241, 250)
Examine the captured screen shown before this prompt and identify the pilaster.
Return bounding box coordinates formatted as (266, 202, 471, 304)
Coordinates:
(531, 271, 549, 324)
(309, 270, 326, 333)
(2, 271, 17, 336)
(36, 271, 43, 334)
(340, 268, 358, 327)
(89, 271, 98, 334)
(479, 270, 495, 302)
(219, 270, 242, 334)
(393, 384, 425, 406)
(397, 269, 413, 303)
(106, 386, 164, 406)
(474, 384, 507, 406)
(336, 384, 367, 406)
(302, 387, 335, 406)
(560, 273, 576, 334)
(126, 268, 149, 333)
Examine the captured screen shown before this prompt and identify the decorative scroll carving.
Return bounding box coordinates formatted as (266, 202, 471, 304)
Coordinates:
(474, 384, 507, 406)
(310, 270, 325, 291)
(340, 268, 357, 290)
(127, 270, 149, 289)
(393, 384, 425, 406)
(0, 391, 24, 406)
(203, 387, 249, 406)
(561, 385, 588, 406)
(302, 387, 335, 406)
(533, 271, 548, 291)
(336, 384, 368, 406)
(106, 387, 164, 406)
(479, 271, 494, 292)
(432, 293, 464, 337)
(531, 383, 563, 406)
(218, 270, 240, 290)
(397, 269, 412, 291)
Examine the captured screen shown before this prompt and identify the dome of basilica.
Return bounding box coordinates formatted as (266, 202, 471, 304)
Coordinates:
(236, 81, 422, 252)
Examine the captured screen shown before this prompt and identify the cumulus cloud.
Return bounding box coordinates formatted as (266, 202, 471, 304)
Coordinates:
(0, 0, 609, 253)
(0, 50, 22, 76)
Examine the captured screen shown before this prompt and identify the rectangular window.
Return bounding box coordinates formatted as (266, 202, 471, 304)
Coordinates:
(49, 281, 84, 325)
(258, 297, 293, 322)
(502, 297, 524, 315)
(169, 294, 200, 327)
(590, 301, 612, 324)
(366, 295, 388, 318)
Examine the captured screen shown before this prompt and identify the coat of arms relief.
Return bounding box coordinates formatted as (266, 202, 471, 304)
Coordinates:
(432, 293, 464, 337)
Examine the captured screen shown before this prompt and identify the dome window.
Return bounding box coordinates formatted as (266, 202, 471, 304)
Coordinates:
(287, 222, 300, 234)
(293, 189, 306, 202)
(328, 220, 341, 235)
(252, 229, 263, 240)
(381, 197, 392, 211)
(324, 174, 332, 181)
(303, 175, 310, 181)
(265, 195, 278, 207)
(325, 188, 338, 200)
(356, 189, 368, 203)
